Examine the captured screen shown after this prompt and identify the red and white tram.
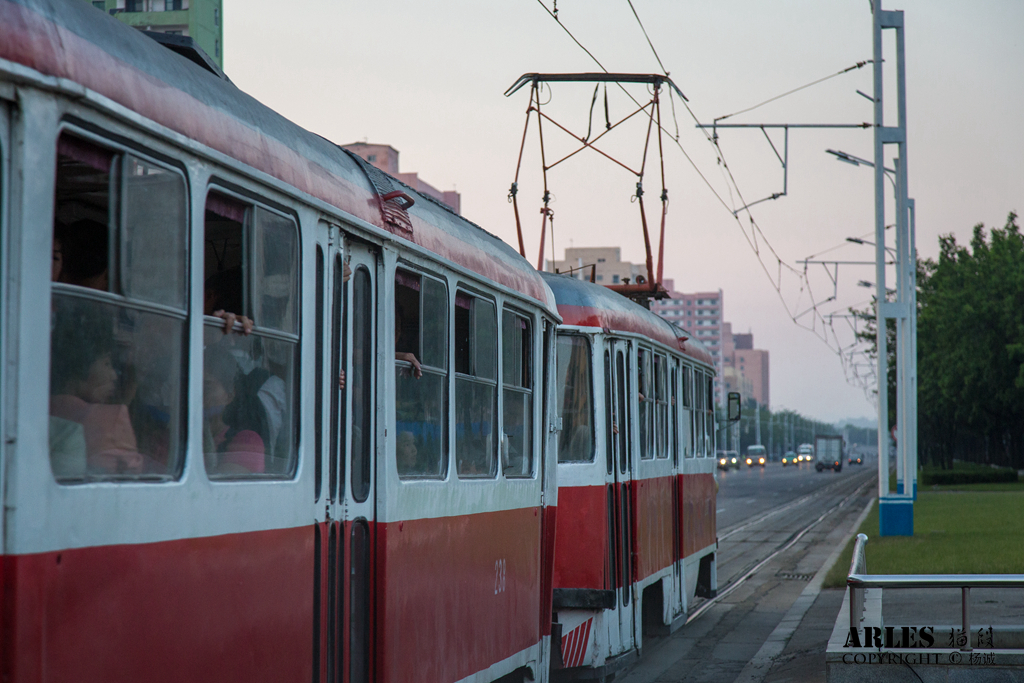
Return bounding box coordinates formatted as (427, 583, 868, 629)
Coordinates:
(0, 2, 560, 681)
(544, 273, 719, 678)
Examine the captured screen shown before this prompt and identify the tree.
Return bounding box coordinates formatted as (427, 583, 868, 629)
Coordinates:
(855, 212, 1024, 468)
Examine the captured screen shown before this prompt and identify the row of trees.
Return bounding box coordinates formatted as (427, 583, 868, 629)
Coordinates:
(856, 212, 1024, 469)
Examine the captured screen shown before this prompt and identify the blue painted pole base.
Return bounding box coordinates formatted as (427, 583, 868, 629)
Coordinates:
(879, 496, 914, 536)
(896, 480, 904, 494)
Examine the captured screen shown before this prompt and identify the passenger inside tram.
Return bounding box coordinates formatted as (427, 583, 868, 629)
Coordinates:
(52, 219, 109, 290)
(49, 312, 143, 476)
(200, 194, 299, 477)
(202, 345, 265, 474)
(50, 135, 187, 481)
(394, 270, 446, 478)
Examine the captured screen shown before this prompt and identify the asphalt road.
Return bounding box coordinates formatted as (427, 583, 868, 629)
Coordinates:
(617, 457, 878, 683)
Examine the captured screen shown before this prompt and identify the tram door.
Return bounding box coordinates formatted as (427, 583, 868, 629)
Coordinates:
(341, 238, 378, 683)
(607, 339, 636, 653)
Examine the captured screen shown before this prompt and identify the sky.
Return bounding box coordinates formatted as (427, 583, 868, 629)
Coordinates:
(222, 0, 1024, 424)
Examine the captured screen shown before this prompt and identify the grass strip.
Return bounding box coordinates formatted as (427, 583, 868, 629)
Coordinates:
(823, 491, 1024, 588)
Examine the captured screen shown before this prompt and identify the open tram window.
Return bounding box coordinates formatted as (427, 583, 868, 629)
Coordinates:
(670, 361, 679, 464)
(655, 353, 669, 459)
(638, 347, 653, 460)
(501, 309, 533, 478)
(49, 133, 187, 483)
(556, 334, 593, 463)
(394, 268, 448, 479)
(455, 291, 497, 478)
(202, 191, 299, 479)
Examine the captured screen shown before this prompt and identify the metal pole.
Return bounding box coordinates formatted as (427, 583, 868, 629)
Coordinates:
(909, 198, 918, 498)
(895, 157, 906, 496)
(962, 587, 972, 652)
(872, 0, 889, 503)
(896, 20, 915, 504)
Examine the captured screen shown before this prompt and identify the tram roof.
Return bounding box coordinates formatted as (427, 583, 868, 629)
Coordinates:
(0, 0, 556, 311)
(541, 273, 715, 368)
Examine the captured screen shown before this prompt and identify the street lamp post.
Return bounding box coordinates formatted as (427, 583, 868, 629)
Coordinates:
(872, 0, 915, 535)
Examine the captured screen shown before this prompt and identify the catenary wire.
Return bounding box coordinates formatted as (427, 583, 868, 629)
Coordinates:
(533, 0, 879, 400)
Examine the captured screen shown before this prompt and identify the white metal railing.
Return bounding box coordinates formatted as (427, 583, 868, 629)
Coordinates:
(847, 535, 1024, 652)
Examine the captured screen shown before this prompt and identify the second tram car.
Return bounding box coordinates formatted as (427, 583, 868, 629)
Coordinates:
(544, 273, 719, 678)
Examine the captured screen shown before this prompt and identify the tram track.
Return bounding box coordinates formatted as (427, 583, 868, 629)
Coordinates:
(686, 468, 875, 626)
(716, 473, 861, 542)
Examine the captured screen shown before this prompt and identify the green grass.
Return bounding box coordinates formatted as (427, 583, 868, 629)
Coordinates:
(823, 491, 1024, 588)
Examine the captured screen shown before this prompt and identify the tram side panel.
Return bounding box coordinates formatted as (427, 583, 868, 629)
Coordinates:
(375, 256, 554, 683)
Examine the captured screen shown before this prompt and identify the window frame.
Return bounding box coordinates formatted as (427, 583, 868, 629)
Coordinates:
(500, 306, 535, 479)
(555, 332, 596, 464)
(454, 287, 499, 479)
(201, 185, 302, 481)
(394, 264, 450, 481)
(50, 128, 191, 484)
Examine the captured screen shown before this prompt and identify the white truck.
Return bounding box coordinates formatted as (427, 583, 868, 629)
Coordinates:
(814, 435, 844, 472)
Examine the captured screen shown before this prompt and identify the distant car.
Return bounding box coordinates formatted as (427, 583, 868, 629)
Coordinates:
(797, 443, 813, 464)
(746, 445, 766, 467)
(848, 455, 863, 465)
(782, 450, 796, 466)
(717, 451, 740, 470)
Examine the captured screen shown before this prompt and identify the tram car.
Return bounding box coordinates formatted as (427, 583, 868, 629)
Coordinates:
(544, 273, 719, 678)
(0, 2, 561, 681)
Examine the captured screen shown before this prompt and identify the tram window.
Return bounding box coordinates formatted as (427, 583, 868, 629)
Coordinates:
(501, 309, 532, 478)
(50, 133, 187, 482)
(705, 373, 715, 455)
(350, 267, 373, 502)
(394, 268, 448, 479)
(556, 334, 593, 463)
(202, 192, 299, 479)
(603, 351, 614, 476)
(455, 292, 497, 478)
(682, 365, 694, 458)
(694, 370, 705, 457)
(655, 353, 669, 459)
(682, 365, 693, 409)
(638, 348, 653, 460)
(671, 362, 679, 464)
(314, 246, 324, 502)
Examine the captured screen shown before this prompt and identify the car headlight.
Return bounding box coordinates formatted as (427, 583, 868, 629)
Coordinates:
(759, 457, 765, 464)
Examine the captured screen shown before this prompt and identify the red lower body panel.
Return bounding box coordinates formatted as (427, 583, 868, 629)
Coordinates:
(377, 507, 543, 683)
(633, 477, 675, 581)
(2, 526, 313, 683)
(680, 473, 717, 558)
(552, 486, 607, 590)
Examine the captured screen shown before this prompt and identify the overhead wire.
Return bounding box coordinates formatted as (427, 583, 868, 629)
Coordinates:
(714, 61, 871, 123)
(531, 0, 879, 399)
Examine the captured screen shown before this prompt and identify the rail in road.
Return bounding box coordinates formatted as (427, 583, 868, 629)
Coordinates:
(619, 463, 878, 683)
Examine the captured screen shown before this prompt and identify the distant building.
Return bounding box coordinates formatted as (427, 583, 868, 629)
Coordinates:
(342, 142, 461, 215)
(721, 328, 769, 407)
(546, 246, 645, 284)
(650, 278, 725, 405)
(733, 345, 769, 407)
(86, 0, 224, 69)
